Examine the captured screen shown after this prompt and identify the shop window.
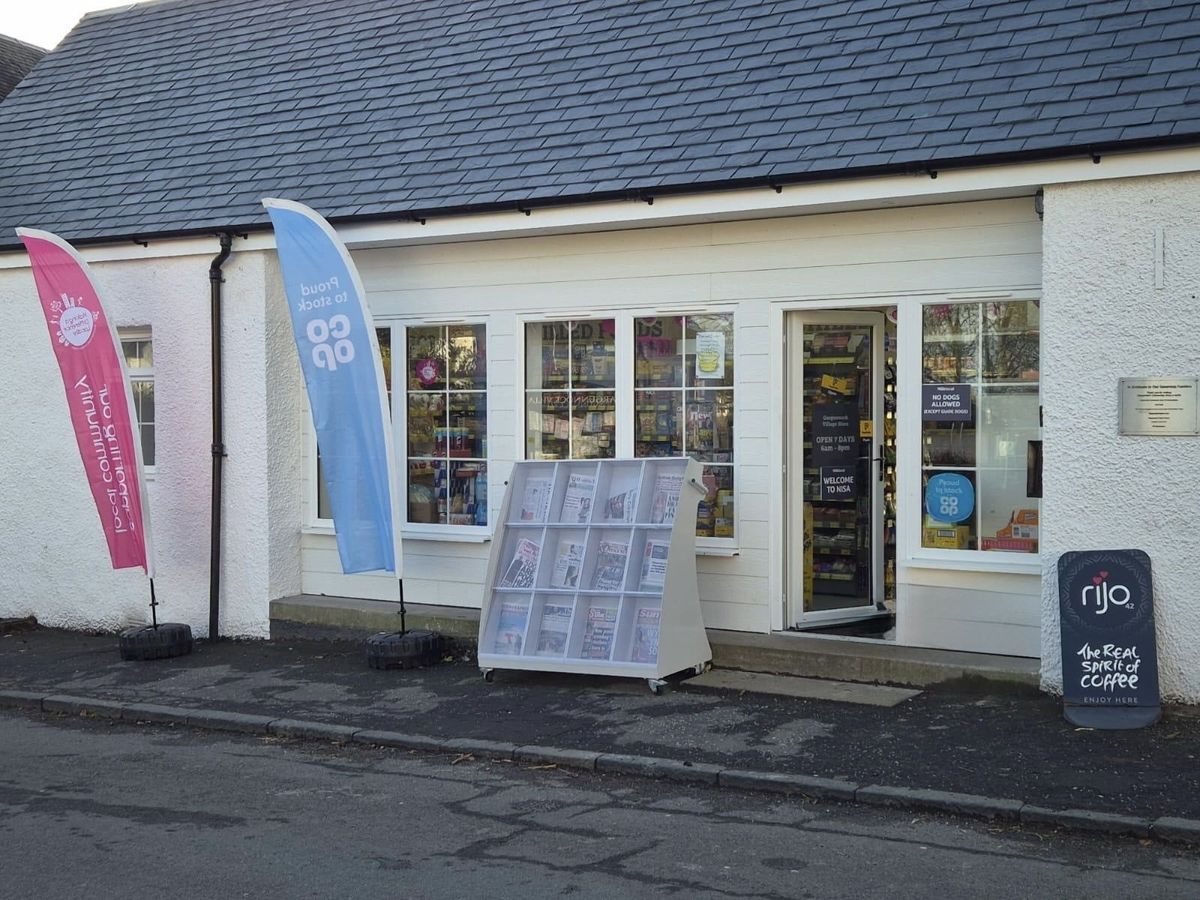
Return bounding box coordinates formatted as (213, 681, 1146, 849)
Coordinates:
(524, 319, 616, 459)
(633, 313, 735, 539)
(404, 324, 488, 526)
(317, 326, 398, 520)
(921, 300, 1040, 553)
(120, 330, 155, 467)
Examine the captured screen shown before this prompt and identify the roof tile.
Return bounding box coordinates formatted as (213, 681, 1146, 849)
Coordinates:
(0, 0, 1197, 243)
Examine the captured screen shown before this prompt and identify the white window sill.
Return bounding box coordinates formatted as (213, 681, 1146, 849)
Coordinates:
(902, 554, 1041, 576)
(303, 523, 492, 543)
(696, 545, 740, 557)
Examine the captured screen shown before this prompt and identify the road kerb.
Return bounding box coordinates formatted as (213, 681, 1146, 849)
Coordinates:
(42, 694, 125, 720)
(10, 693, 1200, 844)
(596, 753, 722, 784)
(1151, 817, 1200, 844)
(268, 718, 361, 742)
(1020, 805, 1152, 837)
(514, 745, 601, 771)
(718, 769, 858, 801)
(0, 689, 46, 710)
(856, 784, 1023, 821)
(352, 730, 448, 753)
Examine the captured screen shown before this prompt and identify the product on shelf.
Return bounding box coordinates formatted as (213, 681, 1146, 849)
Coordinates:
(630, 607, 661, 664)
(580, 606, 618, 659)
(649, 472, 683, 524)
(534, 603, 572, 656)
(639, 539, 670, 590)
(518, 477, 553, 522)
(560, 472, 596, 523)
(493, 601, 529, 655)
(549, 540, 585, 589)
(499, 538, 541, 589)
(590, 541, 629, 591)
(604, 488, 639, 523)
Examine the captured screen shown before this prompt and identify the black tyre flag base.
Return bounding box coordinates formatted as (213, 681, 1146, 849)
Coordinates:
(119, 578, 193, 661)
(119, 622, 194, 661)
(366, 629, 443, 670)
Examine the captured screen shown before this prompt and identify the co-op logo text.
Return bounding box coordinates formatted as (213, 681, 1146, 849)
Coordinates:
(1080, 571, 1132, 615)
(298, 276, 355, 371)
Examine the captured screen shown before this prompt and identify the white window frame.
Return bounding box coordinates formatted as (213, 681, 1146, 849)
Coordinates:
(305, 318, 493, 543)
(896, 293, 1042, 575)
(119, 328, 155, 476)
(516, 305, 740, 555)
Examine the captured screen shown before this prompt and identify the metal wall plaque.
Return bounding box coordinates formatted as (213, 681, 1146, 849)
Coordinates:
(1118, 377, 1199, 435)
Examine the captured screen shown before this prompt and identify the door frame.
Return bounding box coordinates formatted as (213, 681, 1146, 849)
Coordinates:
(782, 308, 887, 629)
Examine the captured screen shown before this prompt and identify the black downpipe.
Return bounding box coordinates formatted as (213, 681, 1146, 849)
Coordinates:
(208, 234, 234, 640)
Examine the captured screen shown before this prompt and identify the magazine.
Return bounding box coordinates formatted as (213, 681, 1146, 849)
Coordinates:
(649, 472, 683, 524)
(638, 539, 670, 590)
(549, 540, 585, 589)
(492, 600, 529, 655)
(604, 488, 639, 523)
(534, 603, 573, 656)
(630, 607, 661, 664)
(580, 606, 618, 660)
(560, 472, 596, 523)
(498, 538, 541, 589)
(518, 477, 552, 522)
(590, 540, 629, 591)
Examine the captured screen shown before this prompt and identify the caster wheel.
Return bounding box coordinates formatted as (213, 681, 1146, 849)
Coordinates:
(648, 679, 668, 696)
(482, 669, 495, 683)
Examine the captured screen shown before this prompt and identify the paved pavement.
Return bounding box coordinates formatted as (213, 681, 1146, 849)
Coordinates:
(5, 712, 1200, 899)
(3, 628, 1200, 829)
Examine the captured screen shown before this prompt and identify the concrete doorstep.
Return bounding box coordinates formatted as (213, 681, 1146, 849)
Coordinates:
(3, 688, 1193, 846)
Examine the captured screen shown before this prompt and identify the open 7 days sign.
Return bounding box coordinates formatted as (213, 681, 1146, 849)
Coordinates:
(1057, 549, 1160, 730)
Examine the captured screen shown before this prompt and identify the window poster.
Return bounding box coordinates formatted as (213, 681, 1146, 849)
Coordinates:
(695, 332, 726, 379)
(811, 402, 858, 466)
(819, 466, 856, 501)
(922, 383, 972, 421)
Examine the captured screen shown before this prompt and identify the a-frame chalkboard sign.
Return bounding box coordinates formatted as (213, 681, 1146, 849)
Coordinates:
(1057, 549, 1160, 729)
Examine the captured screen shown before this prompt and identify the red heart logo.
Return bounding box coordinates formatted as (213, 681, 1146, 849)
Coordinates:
(1100, 571, 1109, 578)
(1092, 576, 1103, 585)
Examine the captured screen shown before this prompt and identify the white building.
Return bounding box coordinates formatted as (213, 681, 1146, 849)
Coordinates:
(2, 0, 1199, 699)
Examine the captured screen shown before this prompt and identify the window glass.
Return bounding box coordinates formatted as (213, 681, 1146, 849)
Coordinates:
(320, 326, 485, 527)
(120, 334, 155, 466)
(525, 319, 615, 459)
(920, 300, 1039, 553)
(406, 324, 487, 526)
(632, 313, 735, 538)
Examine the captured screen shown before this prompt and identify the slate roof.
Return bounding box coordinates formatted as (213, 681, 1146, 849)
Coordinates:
(0, 0, 1198, 248)
(0, 34, 45, 102)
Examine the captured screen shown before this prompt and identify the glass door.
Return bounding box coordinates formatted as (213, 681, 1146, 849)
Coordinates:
(786, 312, 886, 626)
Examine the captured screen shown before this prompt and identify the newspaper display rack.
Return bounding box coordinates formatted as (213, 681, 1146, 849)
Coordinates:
(478, 457, 712, 694)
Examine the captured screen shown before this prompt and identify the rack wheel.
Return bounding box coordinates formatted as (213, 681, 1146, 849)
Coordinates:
(648, 678, 668, 696)
(692, 662, 711, 676)
(482, 668, 495, 683)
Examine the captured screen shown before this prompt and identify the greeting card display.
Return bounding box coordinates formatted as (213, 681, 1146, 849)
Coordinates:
(478, 458, 712, 693)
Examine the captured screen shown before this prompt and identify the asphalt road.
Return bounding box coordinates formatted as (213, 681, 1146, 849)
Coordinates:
(2, 711, 1199, 899)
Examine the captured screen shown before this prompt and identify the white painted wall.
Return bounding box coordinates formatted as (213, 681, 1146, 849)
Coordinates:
(302, 197, 1043, 645)
(1041, 173, 1200, 702)
(0, 247, 302, 638)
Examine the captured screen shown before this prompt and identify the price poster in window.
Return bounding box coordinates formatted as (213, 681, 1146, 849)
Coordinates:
(695, 332, 725, 379)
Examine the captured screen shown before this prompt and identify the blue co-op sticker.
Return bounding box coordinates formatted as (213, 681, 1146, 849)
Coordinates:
(925, 473, 974, 524)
